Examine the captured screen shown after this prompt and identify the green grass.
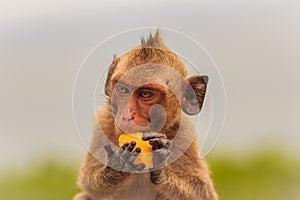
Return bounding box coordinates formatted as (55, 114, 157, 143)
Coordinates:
(0, 158, 80, 200)
(0, 151, 299, 200)
(208, 151, 300, 200)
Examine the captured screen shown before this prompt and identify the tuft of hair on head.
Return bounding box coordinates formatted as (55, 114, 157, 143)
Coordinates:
(140, 30, 168, 49)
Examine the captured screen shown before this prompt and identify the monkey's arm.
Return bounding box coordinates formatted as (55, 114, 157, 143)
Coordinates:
(77, 141, 145, 198)
(142, 133, 218, 200)
(76, 107, 139, 197)
(77, 152, 129, 197)
(151, 163, 218, 200)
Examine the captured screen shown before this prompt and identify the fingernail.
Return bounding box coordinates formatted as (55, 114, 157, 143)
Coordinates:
(136, 148, 141, 153)
(131, 141, 136, 145)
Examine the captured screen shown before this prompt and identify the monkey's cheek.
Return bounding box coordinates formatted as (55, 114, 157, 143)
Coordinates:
(149, 120, 165, 132)
(149, 104, 167, 132)
(113, 121, 121, 132)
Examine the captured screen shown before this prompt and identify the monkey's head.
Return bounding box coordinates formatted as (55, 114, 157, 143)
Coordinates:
(104, 32, 208, 138)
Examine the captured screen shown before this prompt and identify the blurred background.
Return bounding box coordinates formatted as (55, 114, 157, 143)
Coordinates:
(0, 0, 299, 199)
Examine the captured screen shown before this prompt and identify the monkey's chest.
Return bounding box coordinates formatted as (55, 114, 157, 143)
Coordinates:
(116, 173, 156, 200)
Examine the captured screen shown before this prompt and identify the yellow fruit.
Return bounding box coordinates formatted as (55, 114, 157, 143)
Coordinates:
(118, 132, 153, 170)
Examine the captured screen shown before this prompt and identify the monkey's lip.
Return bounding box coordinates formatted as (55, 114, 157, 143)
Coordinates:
(117, 123, 150, 133)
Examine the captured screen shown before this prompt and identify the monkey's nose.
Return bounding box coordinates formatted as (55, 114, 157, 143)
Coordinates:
(122, 114, 134, 121)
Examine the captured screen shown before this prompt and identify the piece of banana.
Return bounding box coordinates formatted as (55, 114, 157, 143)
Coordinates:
(118, 132, 153, 170)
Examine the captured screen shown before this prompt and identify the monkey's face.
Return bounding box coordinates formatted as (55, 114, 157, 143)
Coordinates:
(109, 64, 184, 134)
(108, 62, 208, 136)
(111, 81, 170, 133)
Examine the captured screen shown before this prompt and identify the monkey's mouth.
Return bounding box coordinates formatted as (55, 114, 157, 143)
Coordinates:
(115, 121, 151, 133)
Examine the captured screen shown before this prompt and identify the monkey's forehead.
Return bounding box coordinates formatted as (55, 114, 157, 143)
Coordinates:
(115, 47, 188, 77)
(112, 64, 186, 88)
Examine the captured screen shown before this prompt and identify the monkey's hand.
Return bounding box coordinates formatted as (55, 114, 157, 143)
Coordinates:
(142, 132, 171, 170)
(104, 141, 145, 173)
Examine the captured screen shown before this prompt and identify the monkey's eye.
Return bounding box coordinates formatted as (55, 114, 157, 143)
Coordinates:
(116, 85, 130, 94)
(138, 89, 155, 99)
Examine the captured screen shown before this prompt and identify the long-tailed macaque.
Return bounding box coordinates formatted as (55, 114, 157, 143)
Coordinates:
(73, 32, 218, 200)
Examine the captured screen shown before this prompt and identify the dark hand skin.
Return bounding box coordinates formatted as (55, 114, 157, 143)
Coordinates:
(104, 141, 146, 173)
(142, 132, 172, 184)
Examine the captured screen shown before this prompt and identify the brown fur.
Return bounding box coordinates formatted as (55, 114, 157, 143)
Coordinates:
(74, 32, 218, 200)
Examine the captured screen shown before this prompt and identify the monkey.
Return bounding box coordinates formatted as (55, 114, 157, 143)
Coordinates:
(73, 31, 218, 200)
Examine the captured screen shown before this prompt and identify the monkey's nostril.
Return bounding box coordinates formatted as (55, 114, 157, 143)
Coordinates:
(127, 116, 134, 121)
(122, 115, 134, 121)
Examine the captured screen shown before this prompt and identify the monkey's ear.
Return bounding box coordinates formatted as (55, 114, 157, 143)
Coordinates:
(105, 54, 119, 96)
(181, 75, 208, 115)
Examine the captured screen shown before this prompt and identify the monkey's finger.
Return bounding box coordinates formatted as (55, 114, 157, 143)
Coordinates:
(132, 163, 145, 172)
(163, 141, 172, 150)
(127, 147, 141, 163)
(115, 143, 130, 157)
(154, 148, 171, 158)
(120, 142, 130, 149)
(142, 132, 165, 141)
(149, 138, 170, 150)
(121, 146, 139, 160)
(103, 144, 114, 158)
(152, 149, 171, 169)
(125, 141, 136, 152)
(164, 150, 171, 157)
